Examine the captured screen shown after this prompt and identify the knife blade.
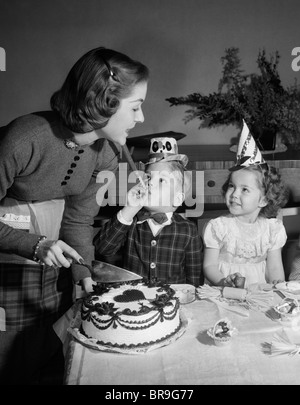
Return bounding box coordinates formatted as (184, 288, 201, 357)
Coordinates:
(122, 144, 146, 188)
(90, 260, 143, 283)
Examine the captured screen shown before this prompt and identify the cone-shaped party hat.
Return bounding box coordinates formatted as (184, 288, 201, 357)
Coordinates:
(230, 120, 266, 171)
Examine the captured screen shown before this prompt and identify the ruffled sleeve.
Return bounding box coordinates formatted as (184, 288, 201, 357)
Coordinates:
(203, 217, 226, 249)
(269, 218, 287, 250)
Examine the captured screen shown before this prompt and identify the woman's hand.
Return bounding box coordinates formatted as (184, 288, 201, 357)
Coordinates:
(35, 239, 83, 268)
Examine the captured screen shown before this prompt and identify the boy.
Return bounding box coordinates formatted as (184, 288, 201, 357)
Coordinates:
(94, 137, 203, 286)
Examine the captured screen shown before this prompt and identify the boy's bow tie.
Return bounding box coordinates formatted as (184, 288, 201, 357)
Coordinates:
(137, 210, 169, 225)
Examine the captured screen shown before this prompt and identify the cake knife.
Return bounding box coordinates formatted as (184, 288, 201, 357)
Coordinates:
(78, 259, 143, 283)
(122, 144, 146, 189)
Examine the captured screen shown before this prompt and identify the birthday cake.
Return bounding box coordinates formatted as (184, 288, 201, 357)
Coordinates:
(80, 279, 181, 350)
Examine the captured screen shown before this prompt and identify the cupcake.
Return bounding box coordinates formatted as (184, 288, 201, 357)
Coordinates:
(274, 298, 300, 322)
(207, 318, 237, 346)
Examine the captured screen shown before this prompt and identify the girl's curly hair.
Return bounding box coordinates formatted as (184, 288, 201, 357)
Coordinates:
(222, 165, 289, 218)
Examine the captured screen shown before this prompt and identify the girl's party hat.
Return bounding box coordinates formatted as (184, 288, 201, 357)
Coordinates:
(230, 120, 266, 171)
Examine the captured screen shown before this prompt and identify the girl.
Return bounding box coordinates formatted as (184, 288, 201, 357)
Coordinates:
(203, 163, 289, 288)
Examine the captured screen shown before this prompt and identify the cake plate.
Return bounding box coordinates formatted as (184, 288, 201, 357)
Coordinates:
(67, 308, 188, 355)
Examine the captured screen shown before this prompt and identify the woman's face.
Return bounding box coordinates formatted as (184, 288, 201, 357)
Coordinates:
(100, 81, 148, 145)
(225, 169, 267, 222)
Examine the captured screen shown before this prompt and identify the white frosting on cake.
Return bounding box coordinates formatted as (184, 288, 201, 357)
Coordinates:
(81, 281, 181, 349)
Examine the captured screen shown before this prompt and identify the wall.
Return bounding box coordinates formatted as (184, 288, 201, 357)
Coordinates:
(0, 0, 299, 145)
(1, 0, 300, 246)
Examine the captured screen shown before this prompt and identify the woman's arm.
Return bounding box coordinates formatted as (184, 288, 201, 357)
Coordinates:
(60, 140, 121, 291)
(0, 124, 85, 266)
(265, 248, 285, 283)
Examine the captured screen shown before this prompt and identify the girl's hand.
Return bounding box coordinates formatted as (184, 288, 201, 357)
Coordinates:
(223, 272, 244, 288)
(35, 239, 83, 268)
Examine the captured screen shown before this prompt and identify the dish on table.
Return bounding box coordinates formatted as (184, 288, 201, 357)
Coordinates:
(273, 297, 300, 324)
(275, 281, 300, 295)
(171, 284, 196, 304)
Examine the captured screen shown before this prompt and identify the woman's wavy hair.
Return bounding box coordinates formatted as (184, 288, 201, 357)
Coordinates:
(50, 47, 149, 133)
(222, 165, 289, 218)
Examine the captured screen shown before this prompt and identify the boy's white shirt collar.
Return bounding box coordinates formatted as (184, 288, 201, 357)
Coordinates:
(141, 212, 173, 236)
(118, 210, 173, 236)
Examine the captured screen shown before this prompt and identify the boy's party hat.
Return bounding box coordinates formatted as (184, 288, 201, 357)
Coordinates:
(230, 120, 266, 171)
(146, 137, 188, 167)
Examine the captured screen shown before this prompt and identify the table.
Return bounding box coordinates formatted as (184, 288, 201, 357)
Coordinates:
(63, 293, 300, 385)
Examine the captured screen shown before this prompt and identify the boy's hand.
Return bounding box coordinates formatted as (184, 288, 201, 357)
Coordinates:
(120, 180, 149, 222)
(127, 181, 149, 208)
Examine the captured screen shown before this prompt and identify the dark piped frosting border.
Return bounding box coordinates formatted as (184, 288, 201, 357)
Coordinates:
(82, 278, 177, 319)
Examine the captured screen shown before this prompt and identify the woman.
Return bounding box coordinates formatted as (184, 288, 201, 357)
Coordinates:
(0, 46, 149, 384)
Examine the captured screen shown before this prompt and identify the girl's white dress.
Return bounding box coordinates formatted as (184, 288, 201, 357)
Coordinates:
(203, 215, 287, 286)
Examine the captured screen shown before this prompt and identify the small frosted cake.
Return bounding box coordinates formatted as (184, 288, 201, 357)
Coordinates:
(80, 279, 181, 350)
(207, 318, 237, 346)
(274, 298, 300, 322)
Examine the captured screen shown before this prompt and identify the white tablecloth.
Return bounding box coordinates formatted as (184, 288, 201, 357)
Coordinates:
(62, 294, 300, 385)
